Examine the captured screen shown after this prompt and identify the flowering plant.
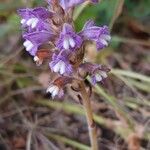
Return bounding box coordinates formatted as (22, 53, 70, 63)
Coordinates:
(18, 0, 111, 149)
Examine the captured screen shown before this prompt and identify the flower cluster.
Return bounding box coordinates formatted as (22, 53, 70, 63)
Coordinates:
(18, 0, 111, 98)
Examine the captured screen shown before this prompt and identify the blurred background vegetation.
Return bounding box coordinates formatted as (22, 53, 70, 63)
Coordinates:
(0, 0, 150, 150)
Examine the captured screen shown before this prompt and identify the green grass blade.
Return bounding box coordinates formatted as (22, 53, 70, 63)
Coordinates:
(111, 69, 150, 83)
(48, 134, 90, 150)
(93, 83, 135, 130)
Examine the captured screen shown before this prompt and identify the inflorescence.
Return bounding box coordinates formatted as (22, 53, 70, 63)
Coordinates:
(18, 0, 111, 98)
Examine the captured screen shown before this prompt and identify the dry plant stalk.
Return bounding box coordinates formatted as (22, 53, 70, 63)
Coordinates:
(80, 81, 98, 150)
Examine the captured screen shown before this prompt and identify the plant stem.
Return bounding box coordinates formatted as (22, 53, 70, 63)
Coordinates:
(80, 81, 98, 150)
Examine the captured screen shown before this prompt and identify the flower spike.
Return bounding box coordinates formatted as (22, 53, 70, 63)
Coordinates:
(18, 1, 110, 149)
(18, 0, 111, 98)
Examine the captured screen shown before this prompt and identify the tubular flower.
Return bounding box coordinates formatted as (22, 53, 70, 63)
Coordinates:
(50, 51, 72, 75)
(56, 23, 82, 51)
(80, 20, 111, 50)
(47, 84, 64, 98)
(23, 31, 54, 56)
(47, 76, 72, 98)
(47, 0, 98, 10)
(79, 63, 110, 84)
(18, 7, 53, 31)
(18, 0, 111, 98)
(91, 68, 109, 84)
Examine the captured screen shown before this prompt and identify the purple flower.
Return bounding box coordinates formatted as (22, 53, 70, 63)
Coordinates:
(18, 7, 53, 30)
(80, 62, 110, 84)
(80, 20, 111, 50)
(49, 51, 72, 75)
(47, 84, 64, 98)
(23, 31, 53, 56)
(91, 69, 108, 84)
(47, 0, 98, 10)
(56, 23, 82, 51)
(46, 76, 73, 98)
(59, 0, 84, 10)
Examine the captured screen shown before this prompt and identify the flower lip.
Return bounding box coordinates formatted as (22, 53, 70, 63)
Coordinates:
(26, 18, 39, 28)
(95, 73, 102, 82)
(91, 66, 110, 84)
(46, 76, 72, 98)
(56, 23, 82, 51)
(50, 51, 73, 75)
(53, 60, 66, 74)
(23, 40, 34, 51)
(63, 37, 76, 49)
(46, 85, 60, 98)
(92, 70, 108, 84)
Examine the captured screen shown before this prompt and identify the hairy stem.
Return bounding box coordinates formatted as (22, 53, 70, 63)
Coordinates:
(80, 81, 98, 150)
